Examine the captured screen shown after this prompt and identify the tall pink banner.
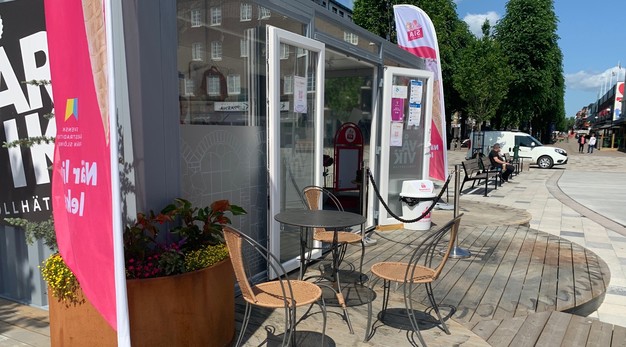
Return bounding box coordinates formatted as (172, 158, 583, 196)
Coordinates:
(394, 4, 448, 181)
(45, 0, 117, 329)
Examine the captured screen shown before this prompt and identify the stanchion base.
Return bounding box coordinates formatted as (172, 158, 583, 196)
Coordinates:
(449, 247, 471, 259)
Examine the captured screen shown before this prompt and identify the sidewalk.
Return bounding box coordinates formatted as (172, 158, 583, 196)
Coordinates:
(447, 142, 626, 327)
(2, 143, 626, 346)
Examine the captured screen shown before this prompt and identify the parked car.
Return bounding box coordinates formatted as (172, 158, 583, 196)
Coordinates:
(467, 131, 567, 169)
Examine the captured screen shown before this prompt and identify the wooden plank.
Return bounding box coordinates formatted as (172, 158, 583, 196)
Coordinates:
(560, 314, 593, 346)
(507, 311, 551, 347)
(469, 225, 528, 323)
(486, 315, 527, 347)
(471, 319, 501, 341)
(534, 311, 572, 346)
(556, 240, 576, 311)
(536, 235, 560, 312)
(457, 225, 524, 324)
(586, 249, 610, 299)
(492, 227, 536, 320)
(586, 319, 614, 347)
(514, 232, 549, 316)
(570, 242, 594, 308)
(611, 325, 626, 347)
(421, 226, 494, 303)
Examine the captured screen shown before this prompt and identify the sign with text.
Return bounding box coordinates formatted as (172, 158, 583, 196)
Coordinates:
(46, 0, 117, 329)
(0, 0, 54, 223)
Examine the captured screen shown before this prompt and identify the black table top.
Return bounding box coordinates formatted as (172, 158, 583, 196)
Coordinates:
(274, 209, 365, 229)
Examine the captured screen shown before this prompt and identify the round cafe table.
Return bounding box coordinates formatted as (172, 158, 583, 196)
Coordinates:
(274, 209, 365, 334)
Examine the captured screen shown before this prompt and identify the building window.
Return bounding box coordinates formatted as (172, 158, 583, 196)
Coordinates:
(191, 9, 202, 27)
(240, 3, 252, 21)
(227, 74, 241, 95)
(240, 39, 249, 57)
(207, 76, 221, 96)
(191, 42, 204, 61)
(211, 41, 222, 61)
(283, 75, 293, 95)
(339, 10, 344, 17)
(308, 72, 315, 92)
(210, 7, 222, 26)
(344, 32, 359, 45)
(332, 6, 337, 14)
(280, 43, 289, 60)
(297, 47, 307, 58)
(184, 79, 195, 96)
(259, 6, 271, 19)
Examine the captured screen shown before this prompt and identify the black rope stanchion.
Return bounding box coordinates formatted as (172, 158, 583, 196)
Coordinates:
(366, 168, 454, 224)
(449, 164, 471, 259)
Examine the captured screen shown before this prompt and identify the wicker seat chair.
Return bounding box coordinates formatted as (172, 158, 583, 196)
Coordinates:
(364, 215, 463, 346)
(223, 226, 327, 347)
(302, 186, 365, 279)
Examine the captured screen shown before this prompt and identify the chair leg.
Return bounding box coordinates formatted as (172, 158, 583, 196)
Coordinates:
(319, 297, 327, 346)
(235, 303, 252, 347)
(404, 284, 428, 347)
(426, 282, 450, 335)
(381, 280, 391, 320)
(359, 241, 365, 284)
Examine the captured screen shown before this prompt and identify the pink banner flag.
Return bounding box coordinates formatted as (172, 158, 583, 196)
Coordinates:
(45, 0, 116, 329)
(394, 4, 448, 181)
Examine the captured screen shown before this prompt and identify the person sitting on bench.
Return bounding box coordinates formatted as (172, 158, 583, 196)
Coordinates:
(488, 143, 515, 183)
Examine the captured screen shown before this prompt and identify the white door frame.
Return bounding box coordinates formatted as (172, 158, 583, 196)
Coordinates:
(377, 66, 434, 226)
(267, 26, 325, 274)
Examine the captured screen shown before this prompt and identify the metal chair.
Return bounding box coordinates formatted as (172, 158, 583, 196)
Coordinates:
(302, 186, 365, 279)
(223, 226, 327, 347)
(365, 215, 463, 346)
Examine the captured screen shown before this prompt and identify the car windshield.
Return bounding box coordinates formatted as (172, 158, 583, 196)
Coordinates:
(516, 135, 543, 147)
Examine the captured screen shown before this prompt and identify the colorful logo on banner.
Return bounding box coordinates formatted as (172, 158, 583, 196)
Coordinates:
(404, 20, 424, 41)
(394, 5, 448, 182)
(65, 98, 79, 121)
(45, 0, 117, 329)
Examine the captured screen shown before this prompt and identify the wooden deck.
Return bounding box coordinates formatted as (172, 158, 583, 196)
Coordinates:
(234, 223, 617, 346)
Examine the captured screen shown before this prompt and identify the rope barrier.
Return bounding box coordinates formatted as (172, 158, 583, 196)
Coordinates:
(366, 168, 454, 224)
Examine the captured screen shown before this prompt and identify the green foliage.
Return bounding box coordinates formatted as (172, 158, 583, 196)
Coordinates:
(453, 21, 512, 129)
(3, 135, 55, 148)
(495, 0, 564, 135)
(184, 244, 229, 272)
(5, 217, 57, 252)
(41, 254, 84, 306)
(325, 76, 364, 122)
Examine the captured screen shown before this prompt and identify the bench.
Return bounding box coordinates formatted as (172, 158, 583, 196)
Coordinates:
(503, 153, 521, 175)
(461, 158, 499, 196)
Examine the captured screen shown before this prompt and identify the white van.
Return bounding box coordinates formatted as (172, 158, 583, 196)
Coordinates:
(467, 131, 568, 169)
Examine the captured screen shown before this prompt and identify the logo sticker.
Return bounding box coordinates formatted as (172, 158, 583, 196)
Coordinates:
(405, 19, 423, 41)
(65, 98, 78, 121)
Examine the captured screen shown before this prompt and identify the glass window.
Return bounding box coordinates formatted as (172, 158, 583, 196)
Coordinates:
(283, 75, 293, 95)
(211, 41, 222, 61)
(258, 6, 271, 19)
(191, 9, 202, 27)
(240, 38, 249, 57)
(210, 7, 222, 26)
(207, 76, 221, 96)
(280, 43, 289, 60)
(191, 42, 204, 61)
(227, 74, 241, 95)
(343, 32, 358, 45)
(184, 79, 195, 96)
(240, 3, 252, 21)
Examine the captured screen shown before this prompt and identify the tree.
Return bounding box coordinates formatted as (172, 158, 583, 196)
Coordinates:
(352, 0, 472, 141)
(495, 0, 564, 140)
(453, 21, 511, 131)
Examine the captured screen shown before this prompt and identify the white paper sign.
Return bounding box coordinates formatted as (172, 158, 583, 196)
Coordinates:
(293, 76, 307, 113)
(409, 80, 423, 104)
(392, 85, 408, 99)
(408, 103, 421, 127)
(390, 122, 403, 146)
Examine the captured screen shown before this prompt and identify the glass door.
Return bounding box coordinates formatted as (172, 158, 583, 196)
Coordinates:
(377, 67, 434, 226)
(267, 26, 325, 274)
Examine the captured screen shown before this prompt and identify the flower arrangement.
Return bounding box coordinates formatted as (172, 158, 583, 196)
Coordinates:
(36, 198, 246, 305)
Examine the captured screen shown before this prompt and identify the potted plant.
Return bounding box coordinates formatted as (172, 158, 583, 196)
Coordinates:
(39, 198, 246, 347)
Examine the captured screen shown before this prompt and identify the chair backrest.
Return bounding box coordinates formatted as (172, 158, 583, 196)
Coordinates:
(405, 214, 463, 283)
(223, 226, 295, 306)
(302, 186, 355, 237)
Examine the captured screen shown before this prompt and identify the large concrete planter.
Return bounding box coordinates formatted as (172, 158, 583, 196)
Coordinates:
(49, 258, 235, 346)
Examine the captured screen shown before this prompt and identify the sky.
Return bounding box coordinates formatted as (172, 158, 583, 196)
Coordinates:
(337, 0, 626, 118)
